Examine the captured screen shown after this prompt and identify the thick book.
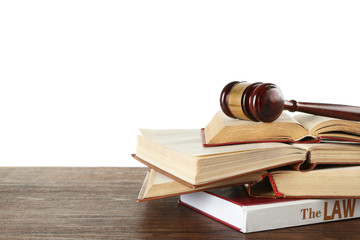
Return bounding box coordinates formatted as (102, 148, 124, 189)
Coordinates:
(137, 169, 265, 202)
(248, 165, 360, 199)
(204, 111, 360, 146)
(179, 186, 360, 233)
(134, 128, 360, 187)
(138, 166, 360, 201)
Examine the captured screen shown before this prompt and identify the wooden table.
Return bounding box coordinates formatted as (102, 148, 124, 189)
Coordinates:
(0, 167, 359, 239)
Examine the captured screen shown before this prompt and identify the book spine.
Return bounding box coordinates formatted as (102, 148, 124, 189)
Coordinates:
(263, 173, 284, 197)
(245, 199, 360, 233)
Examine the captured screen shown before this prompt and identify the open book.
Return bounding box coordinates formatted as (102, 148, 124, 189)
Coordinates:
(137, 169, 265, 202)
(134, 129, 360, 187)
(204, 112, 360, 146)
(138, 166, 360, 201)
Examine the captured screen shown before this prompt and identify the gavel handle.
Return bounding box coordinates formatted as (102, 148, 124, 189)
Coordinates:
(284, 100, 360, 121)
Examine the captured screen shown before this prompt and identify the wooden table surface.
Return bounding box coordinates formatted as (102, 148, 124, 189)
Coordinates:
(0, 167, 359, 239)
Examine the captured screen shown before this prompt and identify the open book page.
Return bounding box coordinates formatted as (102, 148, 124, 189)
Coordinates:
(140, 129, 301, 157)
(294, 113, 360, 138)
(137, 169, 174, 201)
(205, 111, 309, 144)
(150, 168, 173, 185)
(138, 169, 267, 201)
(293, 113, 338, 132)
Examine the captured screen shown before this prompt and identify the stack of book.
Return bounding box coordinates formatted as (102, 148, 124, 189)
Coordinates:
(133, 111, 360, 233)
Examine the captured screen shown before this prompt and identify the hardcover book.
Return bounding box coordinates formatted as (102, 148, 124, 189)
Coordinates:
(138, 166, 360, 201)
(134, 129, 360, 187)
(204, 111, 360, 146)
(179, 186, 360, 233)
(248, 165, 360, 199)
(137, 169, 265, 202)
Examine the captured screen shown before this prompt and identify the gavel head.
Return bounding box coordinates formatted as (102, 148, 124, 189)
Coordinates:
(220, 81, 285, 122)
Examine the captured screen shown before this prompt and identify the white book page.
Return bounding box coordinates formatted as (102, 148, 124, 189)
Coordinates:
(140, 129, 302, 157)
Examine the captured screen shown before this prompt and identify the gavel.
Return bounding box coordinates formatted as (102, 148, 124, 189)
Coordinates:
(220, 81, 360, 123)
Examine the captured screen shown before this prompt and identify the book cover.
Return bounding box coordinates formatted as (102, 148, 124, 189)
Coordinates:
(179, 186, 360, 233)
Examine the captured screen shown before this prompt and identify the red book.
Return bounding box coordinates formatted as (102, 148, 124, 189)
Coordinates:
(179, 186, 360, 233)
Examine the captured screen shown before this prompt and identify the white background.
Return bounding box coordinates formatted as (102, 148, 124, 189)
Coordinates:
(0, 1, 359, 166)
